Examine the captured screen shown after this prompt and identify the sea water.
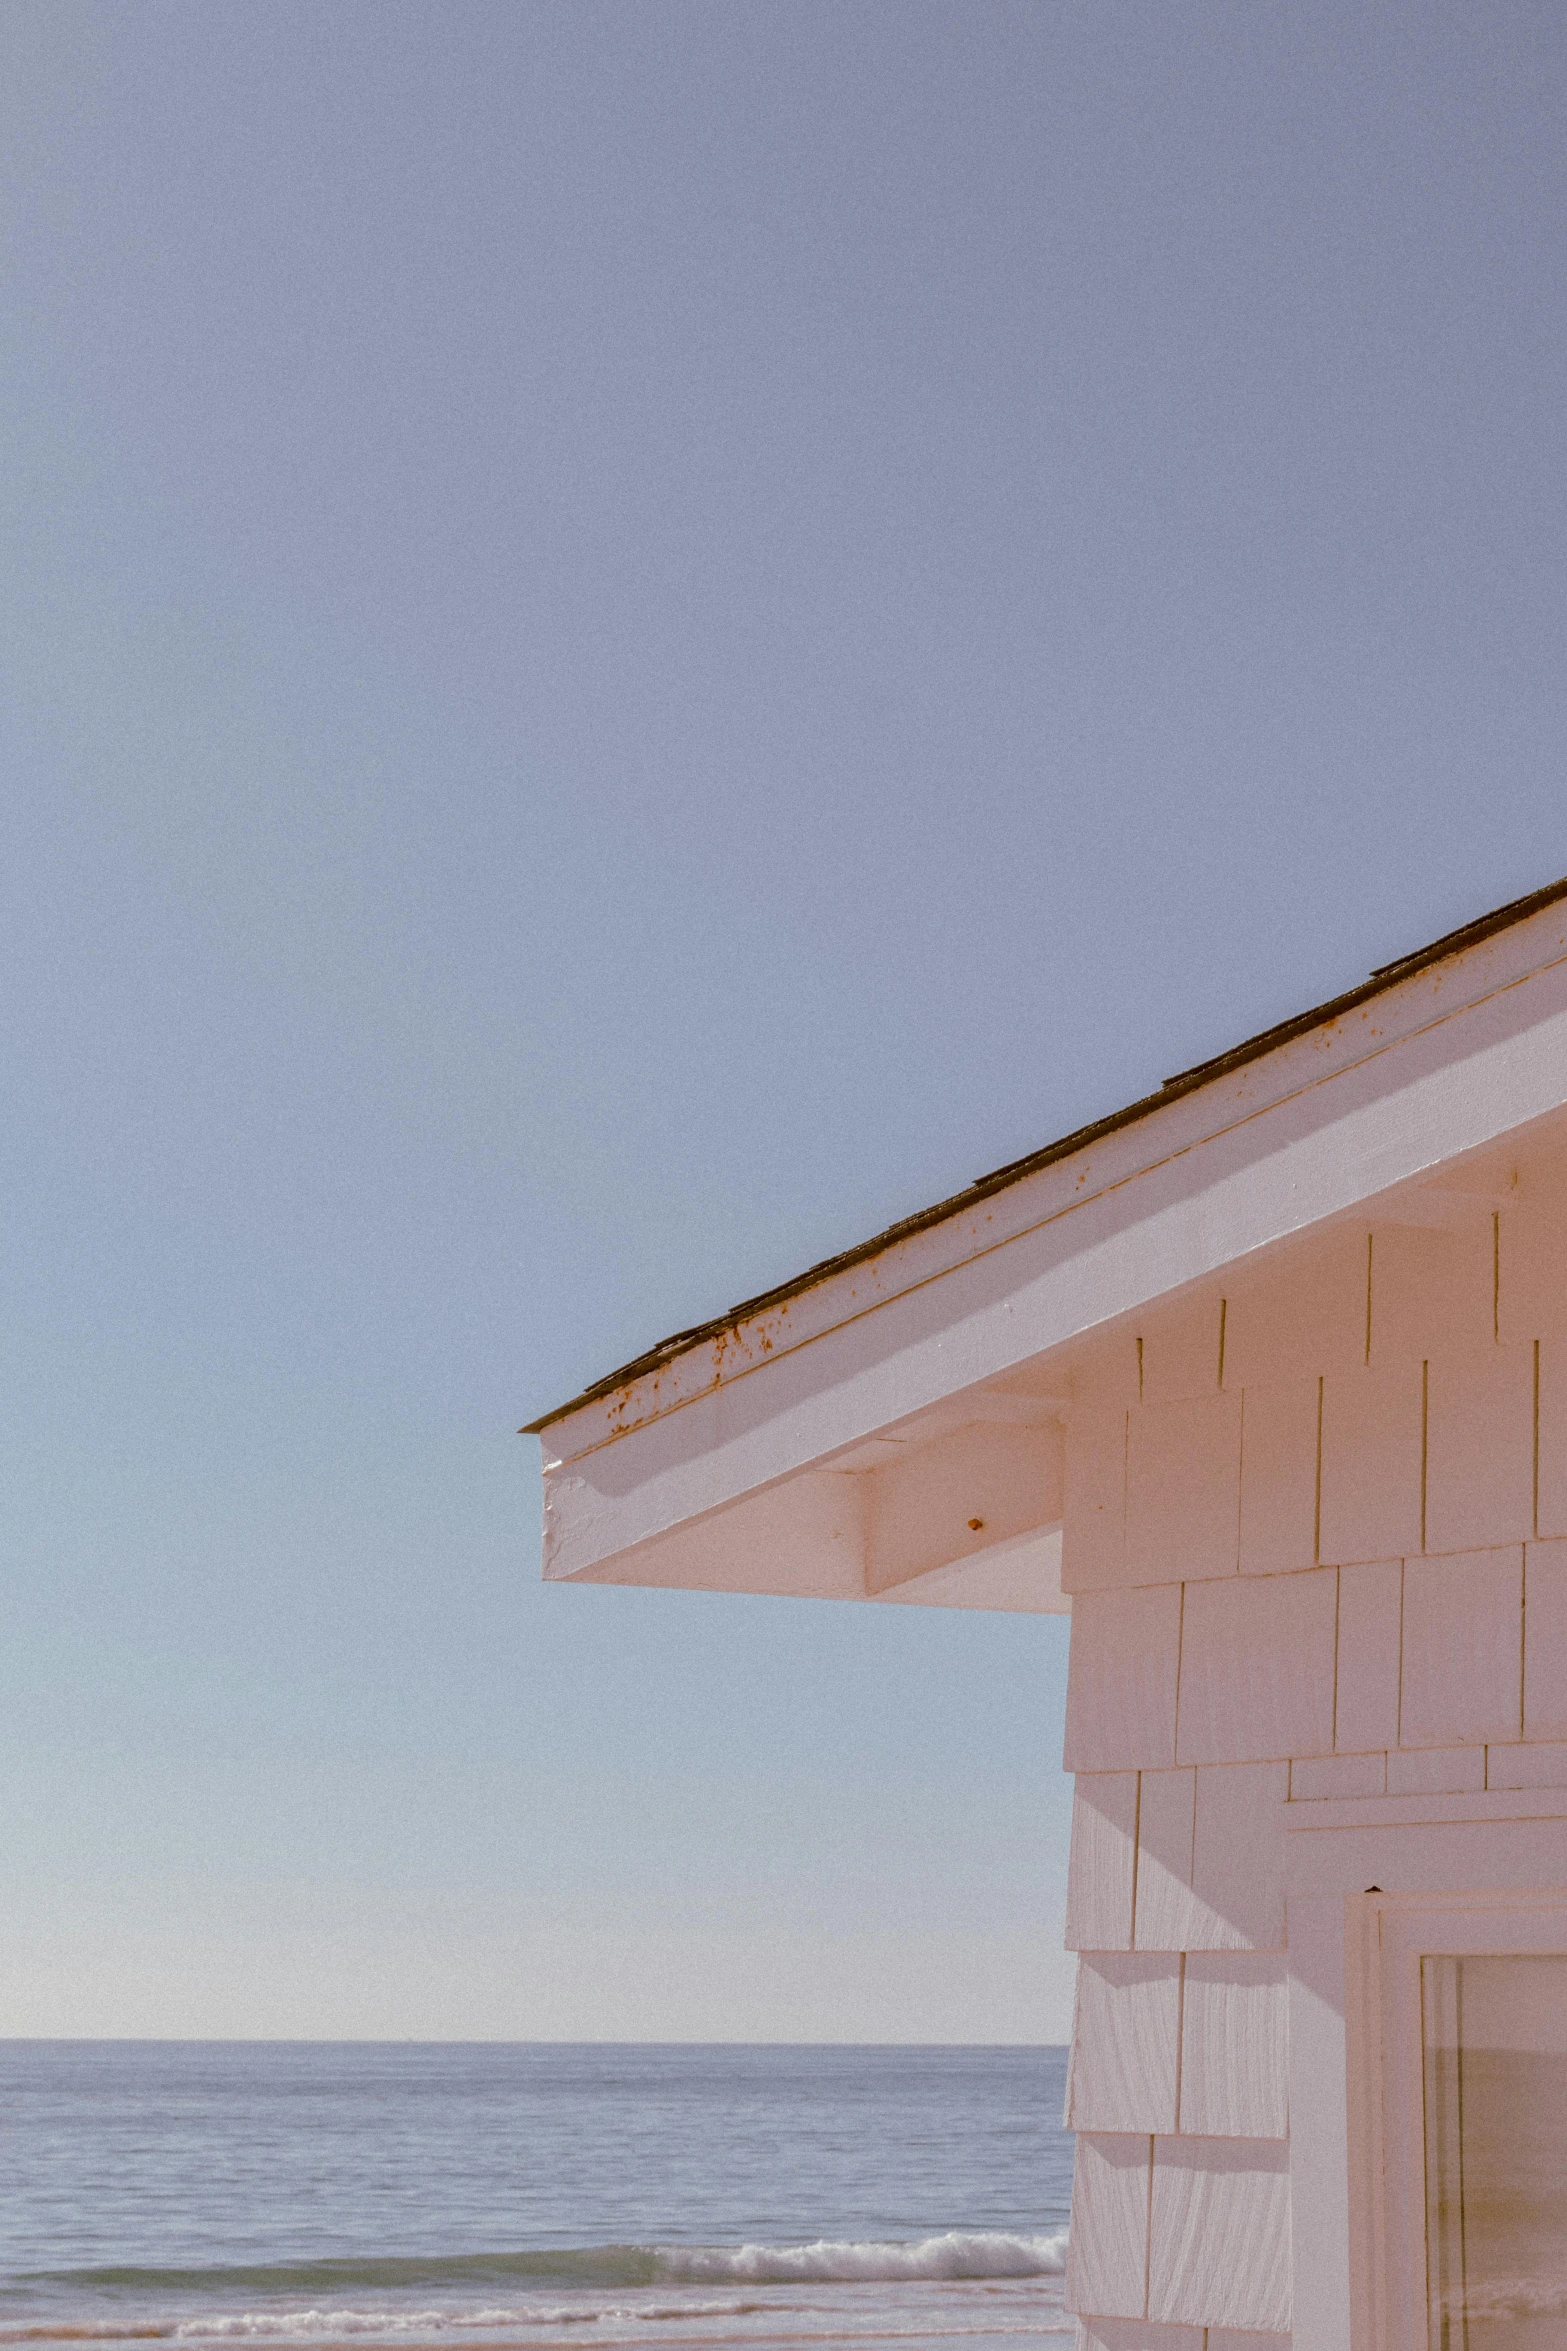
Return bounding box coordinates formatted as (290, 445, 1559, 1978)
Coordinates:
(0, 2044, 1074, 2350)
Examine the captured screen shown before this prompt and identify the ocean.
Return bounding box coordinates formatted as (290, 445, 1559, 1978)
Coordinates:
(0, 2044, 1074, 2351)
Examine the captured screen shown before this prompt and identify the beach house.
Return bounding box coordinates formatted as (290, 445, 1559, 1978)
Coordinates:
(525, 877, 1567, 2351)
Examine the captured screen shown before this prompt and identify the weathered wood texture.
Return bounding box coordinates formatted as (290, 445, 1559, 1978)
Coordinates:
(1065, 2133, 1153, 2321)
(1178, 1956, 1289, 2138)
(1067, 1956, 1181, 2134)
(1065, 1773, 1138, 1951)
(1146, 2137, 1292, 2332)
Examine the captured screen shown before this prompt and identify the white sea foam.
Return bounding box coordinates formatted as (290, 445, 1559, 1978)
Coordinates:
(150, 2238, 1069, 2342)
(655, 2233, 1067, 2284)
(170, 2307, 770, 2340)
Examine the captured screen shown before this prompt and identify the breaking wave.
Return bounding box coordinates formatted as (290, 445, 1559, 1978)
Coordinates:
(3, 2233, 1069, 2340)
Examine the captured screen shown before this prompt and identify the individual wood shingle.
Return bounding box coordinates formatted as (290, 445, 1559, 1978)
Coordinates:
(1178, 1954, 1289, 2138)
(1066, 2133, 1153, 2321)
(1067, 1955, 1182, 2133)
(1125, 1393, 1242, 1586)
(1065, 1772, 1139, 1952)
(1289, 1752, 1384, 1799)
(1424, 1344, 1535, 1554)
(1368, 1221, 1491, 1364)
(1138, 1287, 1226, 1406)
(1134, 1763, 1287, 1952)
(1063, 1405, 1130, 1592)
(1175, 1568, 1337, 1766)
(1385, 1745, 1485, 1794)
(1065, 1583, 1182, 1772)
(1334, 1560, 1401, 1752)
(1237, 1379, 1319, 1577)
(1221, 1225, 1366, 1391)
(1146, 2135, 1291, 2332)
(1488, 1738, 1567, 1788)
(1189, 1763, 1288, 1952)
(1400, 1547, 1523, 1749)
(1318, 1362, 1423, 1566)
(1133, 1768, 1198, 1952)
(1524, 1539, 1567, 1740)
(1497, 1184, 1567, 1350)
(1537, 1338, 1567, 1540)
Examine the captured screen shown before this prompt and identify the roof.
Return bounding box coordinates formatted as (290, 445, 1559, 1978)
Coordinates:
(522, 871, 1567, 1435)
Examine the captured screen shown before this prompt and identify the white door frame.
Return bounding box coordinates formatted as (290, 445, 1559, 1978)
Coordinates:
(1284, 1786, 1567, 2351)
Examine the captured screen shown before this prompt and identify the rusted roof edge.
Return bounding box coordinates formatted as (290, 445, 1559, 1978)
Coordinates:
(522, 872, 1567, 1436)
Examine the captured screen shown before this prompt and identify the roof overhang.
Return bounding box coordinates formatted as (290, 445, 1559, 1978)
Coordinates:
(529, 885, 1567, 1614)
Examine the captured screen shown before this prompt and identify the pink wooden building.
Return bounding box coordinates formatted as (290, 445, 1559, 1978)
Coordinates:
(527, 879, 1567, 2351)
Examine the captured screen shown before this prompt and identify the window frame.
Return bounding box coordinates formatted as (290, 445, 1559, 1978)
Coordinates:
(1284, 1782, 1567, 2351)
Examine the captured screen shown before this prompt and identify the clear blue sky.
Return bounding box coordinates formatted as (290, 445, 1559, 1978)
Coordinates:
(2, 1, 1564, 2041)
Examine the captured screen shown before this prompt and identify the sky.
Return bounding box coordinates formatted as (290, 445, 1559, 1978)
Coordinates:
(1, 1, 1565, 2044)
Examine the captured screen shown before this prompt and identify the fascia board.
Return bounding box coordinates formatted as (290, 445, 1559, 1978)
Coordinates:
(543, 916, 1567, 1582)
(545, 904, 1567, 1467)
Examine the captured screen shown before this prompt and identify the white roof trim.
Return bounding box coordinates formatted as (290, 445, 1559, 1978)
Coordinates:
(538, 896, 1567, 1591)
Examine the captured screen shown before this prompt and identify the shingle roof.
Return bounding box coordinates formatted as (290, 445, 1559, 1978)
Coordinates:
(523, 872, 1567, 1434)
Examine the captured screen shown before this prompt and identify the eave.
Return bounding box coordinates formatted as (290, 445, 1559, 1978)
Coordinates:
(527, 879, 1567, 1614)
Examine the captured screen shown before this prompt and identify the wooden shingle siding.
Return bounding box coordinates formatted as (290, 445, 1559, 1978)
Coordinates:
(1063, 1584, 1182, 1771)
(1146, 2136, 1291, 2332)
(1065, 2133, 1154, 2320)
(1125, 1393, 1242, 1585)
(1220, 1226, 1364, 1391)
(1187, 1764, 1287, 1951)
(1174, 1570, 1336, 1766)
(1137, 1288, 1227, 1406)
(1317, 1361, 1424, 1565)
(1399, 1546, 1523, 1747)
(1236, 1379, 1319, 1577)
(1131, 1768, 1200, 1951)
(1131, 1764, 1287, 1952)
(1288, 1751, 1384, 1798)
(1367, 1222, 1491, 1365)
(1178, 1956, 1289, 2139)
(1423, 1345, 1535, 1552)
(1053, 1146, 1567, 2337)
(1065, 1773, 1139, 1951)
(1534, 1337, 1567, 1537)
(1487, 1737, 1567, 1787)
(1063, 1404, 1130, 1590)
(1497, 1182, 1567, 1348)
(1067, 1956, 1182, 2134)
(1384, 1744, 1485, 1794)
(1523, 1538, 1567, 1738)
(1332, 1560, 1402, 1751)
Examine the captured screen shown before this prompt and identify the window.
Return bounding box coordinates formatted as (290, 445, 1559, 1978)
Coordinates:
(1422, 1954, 1567, 2350)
